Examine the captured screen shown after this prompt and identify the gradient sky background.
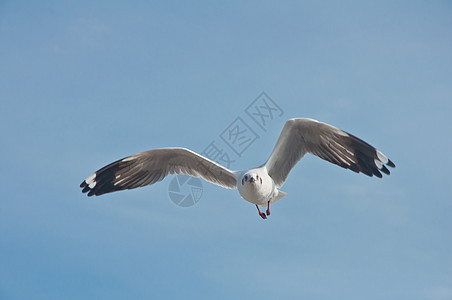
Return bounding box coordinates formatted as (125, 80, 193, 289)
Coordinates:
(1, 1, 451, 299)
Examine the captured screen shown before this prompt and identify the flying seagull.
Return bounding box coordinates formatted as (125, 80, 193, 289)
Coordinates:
(80, 118, 395, 219)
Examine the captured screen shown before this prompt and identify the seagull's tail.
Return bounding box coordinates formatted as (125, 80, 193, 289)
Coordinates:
(271, 190, 287, 205)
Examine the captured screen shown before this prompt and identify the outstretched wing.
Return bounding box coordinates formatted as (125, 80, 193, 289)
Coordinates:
(265, 118, 395, 187)
(80, 148, 237, 196)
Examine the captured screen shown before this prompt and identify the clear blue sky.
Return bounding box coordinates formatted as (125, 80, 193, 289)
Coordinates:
(1, 1, 451, 299)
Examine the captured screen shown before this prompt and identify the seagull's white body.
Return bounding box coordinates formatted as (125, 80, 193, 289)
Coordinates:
(81, 118, 395, 219)
(236, 167, 287, 207)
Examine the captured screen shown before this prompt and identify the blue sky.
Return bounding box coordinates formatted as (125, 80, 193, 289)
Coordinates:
(1, 1, 451, 299)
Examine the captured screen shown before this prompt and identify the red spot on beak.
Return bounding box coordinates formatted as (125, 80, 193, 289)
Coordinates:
(249, 177, 255, 183)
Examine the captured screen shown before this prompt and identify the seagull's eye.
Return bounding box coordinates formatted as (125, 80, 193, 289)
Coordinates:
(244, 175, 248, 180)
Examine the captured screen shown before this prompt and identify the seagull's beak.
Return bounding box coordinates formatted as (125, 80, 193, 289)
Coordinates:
(249, 177, 255, 183)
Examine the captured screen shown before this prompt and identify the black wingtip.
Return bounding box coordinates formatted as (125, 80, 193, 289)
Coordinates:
(380, 165, 390, 175)
(81, 184, 90, 193)
(80, 159, 124, 197)
(373, 168, 383, 178)
(387, 159, 396, 168)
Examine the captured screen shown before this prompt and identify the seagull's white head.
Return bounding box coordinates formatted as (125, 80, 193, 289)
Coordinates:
(241, 173, 262, 186)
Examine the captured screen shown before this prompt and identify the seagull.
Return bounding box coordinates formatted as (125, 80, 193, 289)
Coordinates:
(80, 118, 395, 219)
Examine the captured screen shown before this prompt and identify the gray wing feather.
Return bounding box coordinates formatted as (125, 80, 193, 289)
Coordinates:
(265, 118, 395, 187)
(81, 148, 237, 196)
